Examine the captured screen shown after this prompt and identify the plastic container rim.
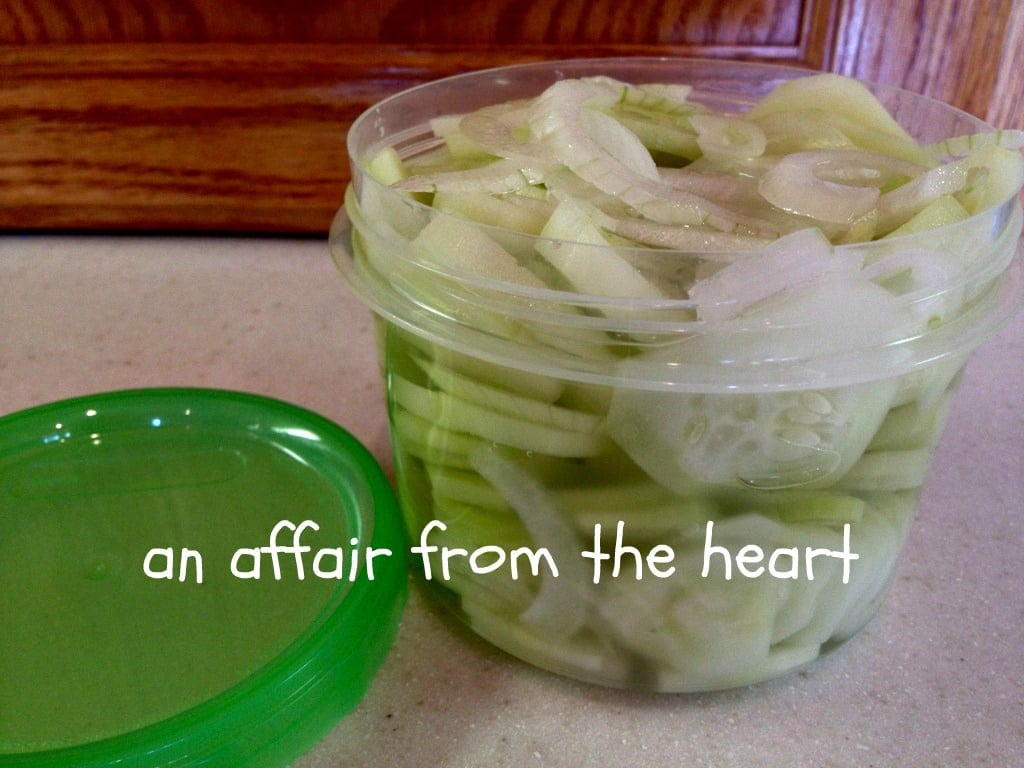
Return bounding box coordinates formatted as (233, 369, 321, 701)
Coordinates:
(332, 56, 1024, 390)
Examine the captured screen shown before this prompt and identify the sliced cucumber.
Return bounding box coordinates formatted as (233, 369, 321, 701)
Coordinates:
(694, 266, 916, 364)
(889, 352, 966, 410)
(875, 160, 969, 234)
(687, 227, 837, 322)
(567, 498, 714, 544)
(429, 113, 496, 162)
(608, 108, 701, 162)
(754, 109, 856, 155)
(835, 448, 935, 491)
(391, 375, 605, 458)
(425, 464, 510, 510)
(956, 143, 1024, 214)
(596, 541, 779, 687)
(536, 196, 666, 301)
(868, 386, 956, 452)
(607, 379, 898, 492)
(580, 104, 660, 181)
(394, 329, 566, 403)
(425, 498, 536, 612)
(366, 146, 408, 185)
(461, 594, 618, 677)
(390, 408, 481, 469)
(884, 194, 970, 238)
(414, 356, 604, 435)
(412, 211, 548, 288)
(717, 487, 867, 526)
(828, 503, 905, 640)
(433, 190, 554, 236)
(747, 74, 933, 166)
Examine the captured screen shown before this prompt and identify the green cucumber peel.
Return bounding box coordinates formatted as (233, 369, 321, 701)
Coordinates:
(412, 354, 605, 435)
(392, 375, 606, 458)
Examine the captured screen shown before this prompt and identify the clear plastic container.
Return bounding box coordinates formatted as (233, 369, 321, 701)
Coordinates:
(329, 58, 1023, 692)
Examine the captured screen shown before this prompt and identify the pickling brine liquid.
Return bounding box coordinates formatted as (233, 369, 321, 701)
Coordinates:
(332, 57, 1024, 691)
(378, 320, 965, 691)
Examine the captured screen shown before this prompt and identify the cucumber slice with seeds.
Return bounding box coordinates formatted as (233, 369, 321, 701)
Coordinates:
(607, 380, 898, 492)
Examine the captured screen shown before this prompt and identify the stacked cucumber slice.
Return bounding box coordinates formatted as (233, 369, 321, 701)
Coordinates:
(342, 69, 1023, 690)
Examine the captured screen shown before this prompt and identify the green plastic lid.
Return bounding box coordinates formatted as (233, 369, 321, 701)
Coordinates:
(0, 388, 407, 767)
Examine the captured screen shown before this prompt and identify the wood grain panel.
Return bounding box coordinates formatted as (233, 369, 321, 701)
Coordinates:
(0, 1, 838, 233)
(985, 0, 1024, 130)
(0, 44, 533, 233)
(0, 0, 1018, 234)
(832, 0, 1022, 129)
(0, 1, 806, 45)
(376, 0, 803, 46)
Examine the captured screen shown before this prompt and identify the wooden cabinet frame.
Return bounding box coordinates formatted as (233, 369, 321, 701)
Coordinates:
(0, 0, 1019, 233)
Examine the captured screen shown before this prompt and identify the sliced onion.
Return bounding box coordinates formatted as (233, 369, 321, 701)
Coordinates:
(760, 160, 877, 224)
(875, 159, 968, 235)
(458, 101, 549, 164)
(611, 217, 772, 253)
(632, 82, 695, 108)
(759, 150, 924, 224)
(529, 80, 784, 237)
(469, 446, 590, 636)
(659, 166, 759, 203)
(689, 114, 767, 161)
(580, 105, 660, 181)
(862, 247, 966, 326)
(688, 228, 847, 321)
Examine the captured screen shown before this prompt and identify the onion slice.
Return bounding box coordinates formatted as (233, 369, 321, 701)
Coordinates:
(875, 159, 969, 235)
(688, 228, 846, 321)
(458, 101, 548, 164)
(470, 446, 590, 636)
(689, 115, 768, 161)
(529, 79, 784, 237)
(759, 149, 924, 224)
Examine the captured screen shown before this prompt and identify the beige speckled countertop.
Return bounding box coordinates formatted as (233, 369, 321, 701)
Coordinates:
(2, 235, 1022, 767)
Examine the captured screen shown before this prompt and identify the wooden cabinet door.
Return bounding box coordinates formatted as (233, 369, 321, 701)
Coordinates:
(0, 0, 1019, 232)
